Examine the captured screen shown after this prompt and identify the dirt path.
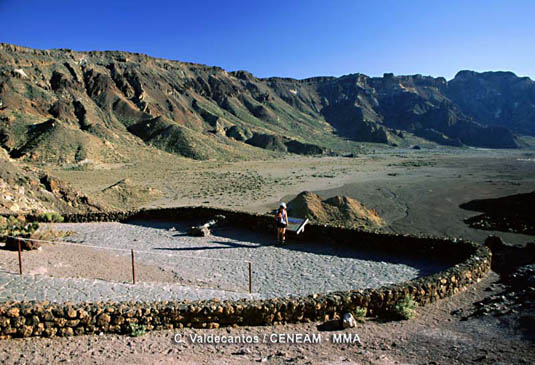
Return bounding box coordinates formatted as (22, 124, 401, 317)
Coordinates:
(0, 242, 178, 284)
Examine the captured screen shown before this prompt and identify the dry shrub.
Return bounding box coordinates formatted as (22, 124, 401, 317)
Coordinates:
(31, 228, 73, 242)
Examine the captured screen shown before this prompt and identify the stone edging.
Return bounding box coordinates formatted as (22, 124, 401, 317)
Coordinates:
(0, 207, 492, 338)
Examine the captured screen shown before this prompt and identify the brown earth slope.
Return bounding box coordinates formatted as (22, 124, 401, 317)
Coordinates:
(0, 150, 105, 214)
(98, 178, 163, 210)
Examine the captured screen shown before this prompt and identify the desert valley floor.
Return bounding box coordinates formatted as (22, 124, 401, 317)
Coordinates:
(48, 148, 535, 244)
(1, 148, 534, 364)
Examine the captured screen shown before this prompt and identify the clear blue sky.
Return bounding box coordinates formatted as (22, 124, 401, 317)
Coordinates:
(1, 0, 533, 80)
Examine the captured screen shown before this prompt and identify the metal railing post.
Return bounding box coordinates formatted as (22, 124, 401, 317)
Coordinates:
(17, 239, 23, 275)
(248, 262, 252, 294)
(131, 249, 136, 284)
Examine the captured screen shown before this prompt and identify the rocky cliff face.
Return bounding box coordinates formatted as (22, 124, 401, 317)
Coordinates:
(446, 71, 535, 136)
(284, 72, 522, 148)
(0, 43, 533, 164)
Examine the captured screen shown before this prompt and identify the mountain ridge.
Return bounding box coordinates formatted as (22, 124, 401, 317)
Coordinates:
(1, 43, 534, 164)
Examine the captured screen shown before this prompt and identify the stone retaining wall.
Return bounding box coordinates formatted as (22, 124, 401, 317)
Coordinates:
(0, 207, 492, 339)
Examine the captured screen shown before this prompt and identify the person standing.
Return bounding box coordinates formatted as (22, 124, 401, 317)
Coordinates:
(275, 202, 288, 245)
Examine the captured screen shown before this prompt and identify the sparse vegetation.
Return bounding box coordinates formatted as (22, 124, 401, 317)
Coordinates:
(393, 295, 417, 320)
(38, 212, 64, 223)
(31, 228, 73, 241)
(389, 160, 436, 168)
(353, 306, 367, 322)
(128, 323, 147, 337)
(0, 216, 39, 238)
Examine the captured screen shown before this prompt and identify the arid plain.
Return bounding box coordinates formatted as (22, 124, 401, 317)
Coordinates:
(48, 148, 535, 245)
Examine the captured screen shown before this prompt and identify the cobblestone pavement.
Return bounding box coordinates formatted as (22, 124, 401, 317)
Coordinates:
(0, 220, 449, 303)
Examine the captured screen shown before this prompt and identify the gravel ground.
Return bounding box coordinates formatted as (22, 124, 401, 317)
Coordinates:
(0, 270, 255, 303)
(36, 220, 448, 300)
(0, 220, 449, 303)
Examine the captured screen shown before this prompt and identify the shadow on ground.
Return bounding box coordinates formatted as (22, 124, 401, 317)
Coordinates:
(124, 218, 451, 277)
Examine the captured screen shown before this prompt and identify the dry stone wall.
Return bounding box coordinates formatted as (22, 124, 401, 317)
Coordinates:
(0, 207, 492, 338)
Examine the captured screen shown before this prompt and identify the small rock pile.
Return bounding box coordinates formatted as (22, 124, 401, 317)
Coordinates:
(188, 215, 226, 237)
(465, 264, 535, 318)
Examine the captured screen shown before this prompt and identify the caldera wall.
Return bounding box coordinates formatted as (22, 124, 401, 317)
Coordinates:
(0, 207, 491, 339)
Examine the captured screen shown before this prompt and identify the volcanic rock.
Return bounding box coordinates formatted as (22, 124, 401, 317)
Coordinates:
(287, 191, 384, 229)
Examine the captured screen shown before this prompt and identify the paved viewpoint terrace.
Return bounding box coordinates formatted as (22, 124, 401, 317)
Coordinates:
(0, 220, 449, 303)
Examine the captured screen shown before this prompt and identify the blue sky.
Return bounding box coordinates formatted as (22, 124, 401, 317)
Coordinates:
(1, 0, 533, 80)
